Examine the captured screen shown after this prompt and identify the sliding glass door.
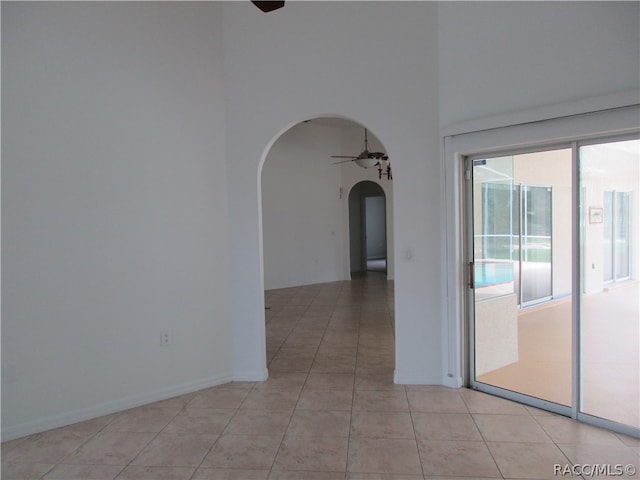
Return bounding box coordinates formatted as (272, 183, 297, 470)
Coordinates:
(471, 148, 572, 408)
(469, 136, 639, 434)
(579, 138, 639, 430)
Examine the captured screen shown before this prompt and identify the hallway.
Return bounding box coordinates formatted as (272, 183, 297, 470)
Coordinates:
(2, 274, 638, 479)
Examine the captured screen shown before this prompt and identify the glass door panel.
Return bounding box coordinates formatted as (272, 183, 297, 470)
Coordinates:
(521, 185, 553, 305)
(580, 139, 639, 429)
(603, 191, 614, 282)
(614, 191, 631, 280)
(472, 148, 573, 407)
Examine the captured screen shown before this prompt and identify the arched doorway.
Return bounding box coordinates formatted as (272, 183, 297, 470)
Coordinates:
(349, 181, 387, 276)
(259, 116, 395, 377)
(260, 117, 393, 290)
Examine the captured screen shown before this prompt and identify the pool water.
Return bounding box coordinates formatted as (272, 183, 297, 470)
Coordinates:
(475, 262, 514, 287)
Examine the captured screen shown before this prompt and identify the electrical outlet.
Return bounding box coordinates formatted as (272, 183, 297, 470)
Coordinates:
(160, 331, 170, 346)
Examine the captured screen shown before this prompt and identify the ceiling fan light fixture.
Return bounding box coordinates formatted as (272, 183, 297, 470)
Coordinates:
(354, 157, 379, 169)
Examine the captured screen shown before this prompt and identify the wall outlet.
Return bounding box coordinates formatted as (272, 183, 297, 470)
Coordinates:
(160, 331, 170, 347)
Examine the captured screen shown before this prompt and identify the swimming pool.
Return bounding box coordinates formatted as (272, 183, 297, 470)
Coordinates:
(475, 261, 514, 287)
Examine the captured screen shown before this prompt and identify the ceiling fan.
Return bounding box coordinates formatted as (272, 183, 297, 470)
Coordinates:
(331, 128, 392, 180)
(252, 1, 285, 13)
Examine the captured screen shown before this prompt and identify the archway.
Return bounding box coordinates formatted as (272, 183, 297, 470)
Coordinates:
(260, 117, 393, 290)
(259, 116, 395, 376)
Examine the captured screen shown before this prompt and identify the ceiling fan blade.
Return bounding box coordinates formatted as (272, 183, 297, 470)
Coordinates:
(332, 159, 355, 165)
(251, 1, 285, 12)
(331, 155, 358, 159)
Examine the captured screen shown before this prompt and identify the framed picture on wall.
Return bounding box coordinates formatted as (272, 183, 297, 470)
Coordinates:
(589, 207, 603, 224)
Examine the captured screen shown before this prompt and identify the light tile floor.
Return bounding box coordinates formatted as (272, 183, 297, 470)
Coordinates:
(2, 274, 639, 479)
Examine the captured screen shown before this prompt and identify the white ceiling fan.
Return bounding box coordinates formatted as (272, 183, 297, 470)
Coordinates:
(331, 128, 392, 180)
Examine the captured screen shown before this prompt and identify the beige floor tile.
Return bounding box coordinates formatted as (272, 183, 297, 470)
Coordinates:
(346, 474, 423, 480)
(557, 443, 640, 479)
(487, 441, 575, 479)
(64, 431, 156, 465)
(418, 439, 501, 478)
(253, 373, 307, 391)
(534, 414, 628, 445)
(406, 390, 467, 413)
(286, 410, 351, 437)
(240, 389, 300, 411)
(355, 358, 394, 374)
(269, 358, 315, 373)
(420, 477, 502, 480)
(188, 388, 250, 409)
(2, 427, 94, 464)
(473, 414, 552, 443)
(193, 468, 269, 479)
(43, 463, 124, 479)
(269, 471, 346, 479)
(350, 411, 414, 439)
(1, 463, 55, 480)
(224, 409, 292, 436)
(354, 374, 404, 392)
(163, 408, 234, 435)
(347, 437, 422, 475)
(115, 466, 196, 479)
(319, 335, 359, 349)
(616, 433, 640, 447)
(104, 407, 180, 433)
(459, 389, 530, 415)
(202, 434, 282, 470)
(305, 373, 355, 391)
(131, 433, 217, 467)
(273, 435, 348, 472)
(295, 388, 353, 411)
(282, 336, 323, 349)
(61, 414, 120, 435)
(353, 390, 408, 412)
(148, 393, 197, 409)
(404, 384, 457, 393)
(1, 436, 30, 453)
(311, 353, 357, 373)
(316, 345, 358, 356)
(411, 412, 482, 441)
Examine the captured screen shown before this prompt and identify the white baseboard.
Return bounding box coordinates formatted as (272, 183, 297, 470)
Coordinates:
(234, 368, 269, 382)
(442, 375, 464, 389)
(1, 372, 234, 442)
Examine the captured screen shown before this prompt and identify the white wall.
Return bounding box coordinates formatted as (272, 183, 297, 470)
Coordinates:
(438, 1, 640, 128)
(261, 123, 346, 290)
(2, 2, 233, 440)
(223, 1, 442, 385)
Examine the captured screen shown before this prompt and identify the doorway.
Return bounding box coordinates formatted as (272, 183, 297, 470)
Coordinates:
(349, 181, 387, 276)
(466, 137, 639, 435)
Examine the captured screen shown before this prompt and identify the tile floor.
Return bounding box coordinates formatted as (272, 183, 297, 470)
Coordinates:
(2, 274, 639, 479)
